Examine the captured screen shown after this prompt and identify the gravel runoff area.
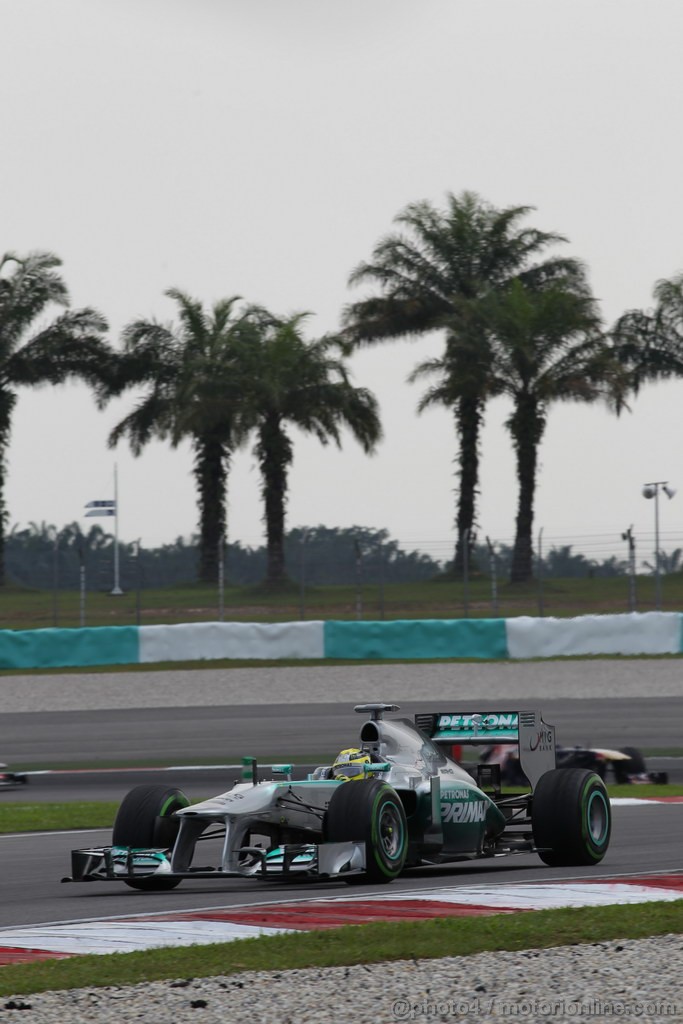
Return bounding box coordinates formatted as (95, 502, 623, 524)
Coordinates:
(2, 935, 681, 1023)
(2, 658, 683, 713)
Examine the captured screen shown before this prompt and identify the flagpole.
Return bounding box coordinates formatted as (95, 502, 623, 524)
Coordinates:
(112, 463, 123, 595)
(83, 495, 118, 595)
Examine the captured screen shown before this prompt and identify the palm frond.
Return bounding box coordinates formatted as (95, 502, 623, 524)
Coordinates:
(108, 394, 175, 454)
(165, 288, 209, 347)
(6, 308, 109, 388)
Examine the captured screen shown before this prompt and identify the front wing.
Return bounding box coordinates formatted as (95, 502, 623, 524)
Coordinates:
(63, 840, 366, 884)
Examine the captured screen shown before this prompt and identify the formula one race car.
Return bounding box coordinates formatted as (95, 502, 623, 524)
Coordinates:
(0, 764, 27, 790)
(481, 742, 668, 787)
(65, 704, 612, 890)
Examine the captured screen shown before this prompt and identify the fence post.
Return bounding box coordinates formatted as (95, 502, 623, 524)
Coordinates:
(51, 529, 59, 627)
(622, 526, 637, 612)
(77, 540, 86, 627)
(299, 529, 308, 620)
(537, 527, 545, 617)
(218, 533, 225, 622)
(486, 535, 499, 616)
(377, 542, 385, 620)
(135, 539, 143, 626)
(462, 528, 470, 618)
(354, 539, 363, 620)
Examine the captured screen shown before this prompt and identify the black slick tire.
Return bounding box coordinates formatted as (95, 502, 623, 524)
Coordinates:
(532, 768, 611, 867)
(112, 784, 189, 891)
(614, 746, 646, 783)
(325, 777, 408, 883)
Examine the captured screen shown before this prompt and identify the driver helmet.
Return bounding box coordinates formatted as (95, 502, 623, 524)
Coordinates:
(332, 747, 371, 781)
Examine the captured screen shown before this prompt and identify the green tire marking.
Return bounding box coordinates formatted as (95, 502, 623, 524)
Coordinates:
(159, 793, 189, 817)
(370, 788, 406, 877)
(580, 779, 610, 859)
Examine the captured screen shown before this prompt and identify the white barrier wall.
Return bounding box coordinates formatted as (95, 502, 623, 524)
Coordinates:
(139, 621, 325, 663)
(506, 612, 682, 659)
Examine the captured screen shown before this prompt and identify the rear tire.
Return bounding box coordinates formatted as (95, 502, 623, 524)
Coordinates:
(112, 784, 189, 890)
(532, 768, 611, 867)
(325, 778, 408, 883)
(614, 746, 646, 783)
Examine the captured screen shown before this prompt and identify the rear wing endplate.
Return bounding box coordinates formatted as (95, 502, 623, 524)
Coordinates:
(415, 710, 556, 790)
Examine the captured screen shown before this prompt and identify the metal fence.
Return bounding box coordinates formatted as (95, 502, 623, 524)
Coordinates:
(4, 526, 683, 628)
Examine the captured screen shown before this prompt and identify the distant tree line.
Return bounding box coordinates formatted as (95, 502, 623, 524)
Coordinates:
(5, 522, 441, 590)
(6, 523, 679, 592)
(468, 543, 630, 580)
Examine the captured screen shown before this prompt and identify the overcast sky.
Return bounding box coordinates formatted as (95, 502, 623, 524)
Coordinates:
(2, 0, 683, 566)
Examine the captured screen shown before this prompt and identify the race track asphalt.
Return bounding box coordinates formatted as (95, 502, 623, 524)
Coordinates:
(1, 659, 681, 930)
(2, 803, 681, 929)
(3, 658, 682, 767)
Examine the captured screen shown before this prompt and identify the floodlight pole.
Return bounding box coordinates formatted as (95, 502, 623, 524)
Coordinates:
(642, 480, 675, 611)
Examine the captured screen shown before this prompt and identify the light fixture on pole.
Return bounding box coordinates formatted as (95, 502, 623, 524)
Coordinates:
(642, 481, 676, 610)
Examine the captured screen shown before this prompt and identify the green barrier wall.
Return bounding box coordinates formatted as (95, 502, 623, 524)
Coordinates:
(0, 626, 140, 669)
(324, 618, 509, 660)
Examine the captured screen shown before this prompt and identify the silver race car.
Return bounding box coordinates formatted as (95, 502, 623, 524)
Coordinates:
(65, 703, 611, 890)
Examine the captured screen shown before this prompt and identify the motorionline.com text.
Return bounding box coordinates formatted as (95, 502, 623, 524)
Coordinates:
(391, 997, 678, 1019)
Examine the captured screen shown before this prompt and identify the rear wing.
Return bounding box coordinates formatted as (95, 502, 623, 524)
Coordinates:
(415, 710, 556, 791)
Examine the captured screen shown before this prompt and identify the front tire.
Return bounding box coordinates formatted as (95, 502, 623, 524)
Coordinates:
(532, 768, 611, 867)
(325, 778, 408, 883)
(112, 784, 189, 890)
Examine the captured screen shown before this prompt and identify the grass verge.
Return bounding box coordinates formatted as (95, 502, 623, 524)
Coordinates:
(607, 784, 682, 799)
(1, 573, 681, 628)
(9, 753, 331, 771)
(0, 901, 681, 997)
(2, 653, 683, 678)
(0, 802, 119, 833)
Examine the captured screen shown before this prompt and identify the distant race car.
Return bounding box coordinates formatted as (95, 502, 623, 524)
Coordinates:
(0, 764, 27, 790)
(481, 743, 668, 787)
(65, 704, 612, 890)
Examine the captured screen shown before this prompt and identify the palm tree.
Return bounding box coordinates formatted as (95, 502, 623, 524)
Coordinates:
(612, 272, 683, 388)
(343, 191, 586, 573)
(643, 547, 683, 575)
(105, 289, 251, 583)
(475, 279, 612, 582)
(0, 251, 108, 586)
(236, 311, 382, 587)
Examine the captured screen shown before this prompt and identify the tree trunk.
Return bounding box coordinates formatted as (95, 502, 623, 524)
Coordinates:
(0, 392, 16, 588)
(510, 396, 544, 584)
(452, 394, 483, 575)
(193, 435, 228, 584)
(258, 415, 293, 587)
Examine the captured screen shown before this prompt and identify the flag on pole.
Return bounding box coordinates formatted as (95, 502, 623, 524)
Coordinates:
(85, 500, 116, 517)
